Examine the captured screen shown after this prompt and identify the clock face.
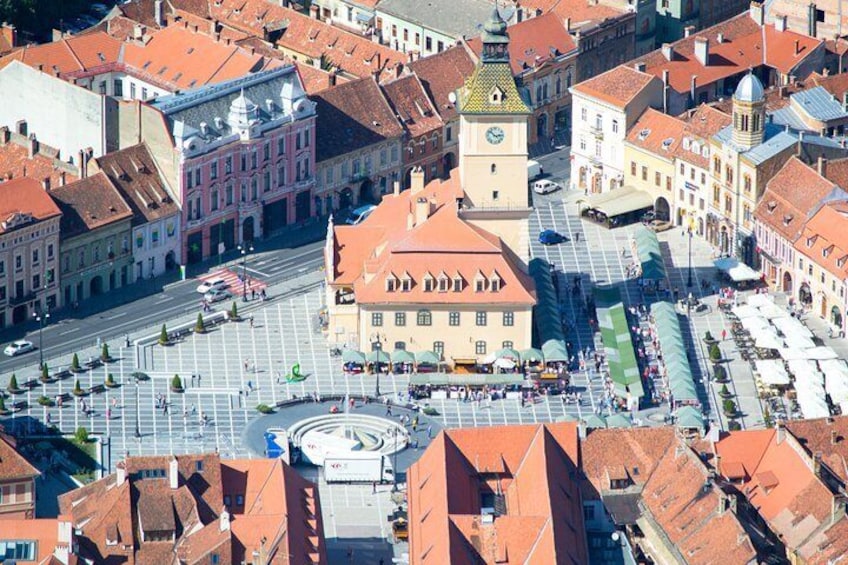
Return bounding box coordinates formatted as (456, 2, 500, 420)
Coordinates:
(486, 126, 505, 145)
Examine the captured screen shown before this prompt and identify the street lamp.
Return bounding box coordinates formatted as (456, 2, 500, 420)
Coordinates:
(33, 308, 50, 370)
(686, 227, 694, 288)
(237, 243, 254, 302)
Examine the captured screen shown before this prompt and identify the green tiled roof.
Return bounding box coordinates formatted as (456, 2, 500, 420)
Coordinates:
(459, 61, 530, 115)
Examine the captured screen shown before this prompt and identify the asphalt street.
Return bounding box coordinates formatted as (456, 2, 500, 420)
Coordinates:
(0, 235, 326, 376)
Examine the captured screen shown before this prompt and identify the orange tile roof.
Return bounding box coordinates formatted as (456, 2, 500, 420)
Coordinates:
(122, 23, 279, 91)
(0, 31, 122, 77)
(0, 177, 63, 234)
(571, 64, 659, 109)
(406, 45, 477, 122)
(0, 432, 39, 481)
(407, 423, 587, 564)
(794, 203, 848, 280)
(675, 104, 732, 168)
(380, 74, 443, 138)
(632, 15, 822, 94)
(823, 156, 848, 190)
(49, 172, 133, 238)
(580, 427, 676, 495)
(755, 157, 837, 243)
(0, 140, 78, 188)
(332, 171, 535, 306)
(467, 12, 576, 76)
(626, 108, 686, 157)
(552, 0, 625, 28)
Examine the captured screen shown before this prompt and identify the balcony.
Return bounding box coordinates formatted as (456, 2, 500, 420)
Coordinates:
(9, 292, 35, 306)
(589, 125, 603, 139)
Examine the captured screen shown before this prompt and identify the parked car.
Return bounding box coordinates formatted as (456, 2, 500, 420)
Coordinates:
(4, 340, 34, 357)
(344, 204, 376, 225)
(196, 278, 228, 294)
(204, 288, 232, 303)
(533, 179, 561, 194)
(538, 230, 568, 245)
(527, 160, 543, 180)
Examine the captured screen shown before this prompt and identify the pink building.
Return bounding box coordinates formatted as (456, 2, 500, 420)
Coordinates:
(147, 67, 316, 264)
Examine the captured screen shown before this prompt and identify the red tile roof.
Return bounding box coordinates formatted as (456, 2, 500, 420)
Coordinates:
(467, 12, 576, 76)
(0, 140, 78, 190)
(49, 172, 133, 238)
(0, 432, 39, 482)
(552, 0, 625, 28)
(571, 64, 660, 109)
(632, 14, 822, 94)
(626, 108, 686, 157)
(407, 423, 587, 565)
(332, 171, 536, 306)
(580, 427, 676, 495)
(786, 416, 848, 484)
(380, 74, 443, 138)
(794, 202, 848, 280)
(754, 157, 836, 243)
(0, 177, 63, 235)
(823, 157, 848, 190)
(676, 104, 732, 168)
(407, 45, 477, 122)
(0, 31, 122, 78)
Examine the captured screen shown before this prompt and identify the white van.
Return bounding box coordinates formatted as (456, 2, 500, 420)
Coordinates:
(527, 160, 543, 180)
(344, 204, 376, 225)
(533, 179, 561, 194)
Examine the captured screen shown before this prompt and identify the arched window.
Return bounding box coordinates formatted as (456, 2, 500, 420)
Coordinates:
(566, 67, 573, 88)
(555, 75, 562, 96)
(417, 309, 432, 326)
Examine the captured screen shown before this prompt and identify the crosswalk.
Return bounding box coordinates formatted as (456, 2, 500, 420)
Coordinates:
(197, 268, 268, 298)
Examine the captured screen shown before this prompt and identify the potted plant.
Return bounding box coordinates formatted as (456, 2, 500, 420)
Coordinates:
(40, 363, 50, 383)
(195, 313, 205, 334)
(72, 379, 85, 397)
(159, 324, 170, 346)
(230, 301, 239, 321)
(7, 374, 20, 395)
(728, 420, 742, 431)
(256, 403, 274, 414)
(101, 343, 110, 363)
(723, 398, 737, 417)
(713, 365, 728, 383)
(709, 343, 722, 363)
(171, 374, 184, 393)
(75, 426, 89, 444)
(71, 353, 81, 373)
(719, 384, 731, 398)
(37, 395, 54, 407)
(0, 396, 9, 415)
(105, 373, 117, 388)
(704, 331, 715, 344)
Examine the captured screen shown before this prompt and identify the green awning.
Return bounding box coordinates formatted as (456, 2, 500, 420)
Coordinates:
(415, 350, 440, 365)
(605, 414, 633, 429)
(582, 414, 608, 429)
(408, 373, 525, 387)
(520, 348, 544, 363)
(390, 349, 415, 364)
(342, 350, 366, 364)
(675, 405, 705, 432)
(495, 348, 521, 361)
(366, 350, 390, 364)
(651, 302, 698, 403)
(529, 259, 568, 363)
(595, 285, 643, 400)
(542, 339, 569, 362)
(585, 186, 653, 217)
(633, 226, 666, 281)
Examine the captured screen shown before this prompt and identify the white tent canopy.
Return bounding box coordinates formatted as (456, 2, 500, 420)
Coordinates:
(779, 347, 810, 361)
(732, 305, 762, 319)
(754, 359, 790, 385)
(784, 334, 816, 350)
(773, 317, 814, 339)
(746, 294, 774, 309)
(714, 257, 761, 282)
(741, 316, 771, 333)
(755, 330, 784, 350)
(821, 359, 848, 405)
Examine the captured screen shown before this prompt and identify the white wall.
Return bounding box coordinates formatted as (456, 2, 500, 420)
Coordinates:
(0, 61, 106, 158)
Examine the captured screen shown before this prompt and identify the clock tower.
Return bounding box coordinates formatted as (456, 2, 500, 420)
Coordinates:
(457, 6, 532, 262)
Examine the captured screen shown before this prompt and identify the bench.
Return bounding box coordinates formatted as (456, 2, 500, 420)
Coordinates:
(88, 384, 105, 395)
(22, 378, 38, 389)
(10, 400, 28, 411)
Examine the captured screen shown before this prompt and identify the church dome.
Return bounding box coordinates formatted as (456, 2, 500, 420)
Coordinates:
(734, 73, 764, 103)
(483, 5, 507, 36)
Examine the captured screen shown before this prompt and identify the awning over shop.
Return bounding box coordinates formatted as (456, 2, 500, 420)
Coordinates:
(366, 350, 390, 364)
(415, 350, 440, 365)
(651, 302, 698, 404)
(675, 405, 705, 433)
(584, 186, 653, 218)
(714, 257, 761, 282)
(342, 350, 366, 364)
(520, 348, 545, 363)
(582, 414, 608, 429)
(605, 413, 633, 429)
(408, 373, 527, 387)
(596, 285, 643, 400)
(529, 259, 568, 362)
(390, 349, 415, 364)
(495, 348, 521, 361)
(754, 359, 790, 385)
(632, 227, 667, 281)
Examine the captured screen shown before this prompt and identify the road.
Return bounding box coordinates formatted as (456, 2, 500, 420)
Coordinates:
(0, 238, 326, 376)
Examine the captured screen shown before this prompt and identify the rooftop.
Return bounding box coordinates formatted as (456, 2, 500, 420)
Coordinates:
(625, 108, 686, 157)
(0, 177, 63, 235)
(0, 430, 39, 481)
(49, 172, 134, 238)
(570, 64, 660, 109)
(380, 74, 443, 139)
(377, 0, 495, 39)
(406, 45, 476, 122)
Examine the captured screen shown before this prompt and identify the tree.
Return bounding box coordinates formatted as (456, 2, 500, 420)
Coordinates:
(101, 343, 110, 362)
(713, 365, 727, 382)
(723, 398, 736, 416)
(105, 373, 115, 388)
(195, 313, 205, 334)
(704, 331, 714, 342)
(159, 324, 169, 346)
(171, 374, 183, 391)
(709, 343, 722, 362)
(71, 353, 80, 372)
(256, 403, 274, 414)
(75, 426, 89, 443)
(230, 302, 239, 320)
(7, 373, 17, 392)
(73, 379, 83, 396)
(719, 384, 730, 397)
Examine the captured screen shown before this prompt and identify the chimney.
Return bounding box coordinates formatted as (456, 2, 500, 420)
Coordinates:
(328, 70, 337, 86)
(794, 39, 800, 55)
(661, 43, 674, 61)
(41, 177, 50, 191)
(813, 452, 822, 475)
(168, 456, 179, 489)
(393, 180, 400, 196)
(564, 17, 571, 31)
(684, 25, 695, 37)
(154, 0, 164, 27)
(776, 419, 785, 444)
(694, 37, 710, 66)
(414, 197, 430, 227)
(716, 33, 724, 43)
(818, 156, 827, 177)
(0, 126, 8, 145)
(776, 14, 787, 32)
(59, 171, 66, 187)
(406, 212, 414, 231)
(116, 461, 126, 486)
(808, 2, 817, 37)
(634, 61, 646, 72)
(750, 1, 764, 26)
(663, 70, 670, 113)
(833, 429, 839, 445)
(219, 509, 231, 532)
(27, 133, 37, 158)
(690, 75, 698, 105)
(410, 165, 424, 195)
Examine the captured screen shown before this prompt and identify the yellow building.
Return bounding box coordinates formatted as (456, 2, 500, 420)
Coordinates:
(324, 8, 537, 365)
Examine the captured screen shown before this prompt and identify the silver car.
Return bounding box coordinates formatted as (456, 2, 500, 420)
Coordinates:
(203, 288, 232, 303)
(4, 340, 34, 356)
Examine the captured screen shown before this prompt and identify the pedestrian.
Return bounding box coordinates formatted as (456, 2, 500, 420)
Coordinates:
(106, 408, 112, 420)
(249, 316, 254, 328)
(46, 413, 51, 424)
(372, 481, 377, 494)
(721, 329, 727, 341)
(386, 404, 392, 417)
(575, 232, 580, 242)
(260, 289, 266, 301)
(191, 404, 197, 415)
(248, 380, 254, 392)
(244, 359, 250, 372)
(427, 425, 433, 438)
(163, 404, 168, 415)
(252, 288, 257, 300)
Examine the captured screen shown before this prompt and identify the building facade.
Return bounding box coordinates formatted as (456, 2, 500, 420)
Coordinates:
(0, 178, 61, 328)
(52, 172, 134, 307)
(144, 67, 317, 265)
(309, 0, 377, 35)
(0, 433, 39, 519)
(375, 0, 493, 56)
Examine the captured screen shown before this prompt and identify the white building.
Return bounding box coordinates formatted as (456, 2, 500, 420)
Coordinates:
(569, 65, 663, 193)
(309, 0, 377, 35)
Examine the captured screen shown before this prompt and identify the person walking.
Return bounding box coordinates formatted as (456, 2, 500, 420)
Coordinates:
(721, 329, 727, 341)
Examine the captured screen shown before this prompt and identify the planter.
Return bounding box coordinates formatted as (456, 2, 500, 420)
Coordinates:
(170, 386, 184, 394)
(7, 388, 23, 396)
(72, 389, 87, 397)
(104, 382, 119, 389)
(256, 404, 274, 414)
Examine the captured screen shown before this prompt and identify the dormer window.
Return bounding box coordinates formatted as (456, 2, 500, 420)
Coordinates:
(453, 274, 463, 292)
(489, 86, 504, 105)
(401, 273, 412, 292)
(823, 245, 834, 258)
(767, 201, 777, 214)
(807, 236, 816, 248)
(437, 273, 449, 292)
(489, 273, 501, 292)
(423, 273, 434, 292)
(474, 273, 486, 292)
(385, 274, 397, 292)
(838, 256, 847, 268)
(783, 214, 793, 226)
